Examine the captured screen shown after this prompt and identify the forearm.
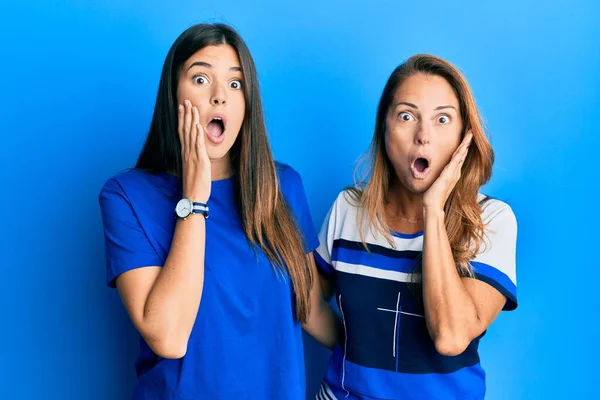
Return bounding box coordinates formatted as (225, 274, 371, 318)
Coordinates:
(303, 297, 341, 349)
(422, 209, 478, 355)
(142, 216, 206, 353)
(303, 256, 341, 349)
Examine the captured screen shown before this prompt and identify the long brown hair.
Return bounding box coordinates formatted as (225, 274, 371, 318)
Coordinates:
(348, 54, 494, 276)
(136, 24, 313, 322)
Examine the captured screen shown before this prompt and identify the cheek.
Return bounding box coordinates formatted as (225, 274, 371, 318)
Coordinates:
(176, 79, 187, 101)
(437, 148, 456, 168)
(230, 95, 246, 125)
(385, 128, 411, 164)
(177, 81, 209, 108)
(384, 132, 396, 162)
(444, 125, 463, 147)
(431, 127, 461, 160)
(235, 93, 246, 111)
(176, 83, 193, 105)
(432, 141, 460, 172)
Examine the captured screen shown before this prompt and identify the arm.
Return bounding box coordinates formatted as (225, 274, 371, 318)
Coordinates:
(421, 133, 514, 356)
(108, 102, 211, 359)
(421, 209, 506, 356)
(116, 216, 206, 359)
(302, 254, 340, 349)
(298, 188, 342, 348)
(319, 272, 335, 302)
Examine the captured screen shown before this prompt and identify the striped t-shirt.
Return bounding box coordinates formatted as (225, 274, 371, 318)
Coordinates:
(314, 191, 517, 400)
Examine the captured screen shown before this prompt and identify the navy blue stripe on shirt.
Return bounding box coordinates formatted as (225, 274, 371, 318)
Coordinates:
(333, 238, 422, 260)
(336, 270, 481, 375)
(314, 251, 334, 276)
(391, 230, 423, 239)
(332, 246, 418, 273)
(471, 261, 517, 310)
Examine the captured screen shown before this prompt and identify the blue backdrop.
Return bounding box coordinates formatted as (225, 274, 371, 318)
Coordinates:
(1, 0, 598, 398)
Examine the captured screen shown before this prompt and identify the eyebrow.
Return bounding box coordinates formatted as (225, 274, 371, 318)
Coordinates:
(187, 61, 242, 72)
(395, 101, 418, 109)
(394, 101, 456, 111)
(434, 105, 457, 111)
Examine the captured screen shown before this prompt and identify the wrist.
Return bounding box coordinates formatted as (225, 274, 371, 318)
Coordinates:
(175, 197, 210, 219)
(183, 193, 209, 204)
(423, 206, 445, 220)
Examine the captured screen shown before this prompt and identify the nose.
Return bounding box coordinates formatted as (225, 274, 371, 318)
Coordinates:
(210, 84, 227, 106)
(414, 123, 430, 145)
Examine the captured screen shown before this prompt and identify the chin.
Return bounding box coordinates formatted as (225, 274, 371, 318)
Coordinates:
(206, 143, 233, 160)
(406, 183, 429, 194)
(399, 175, 433, 194)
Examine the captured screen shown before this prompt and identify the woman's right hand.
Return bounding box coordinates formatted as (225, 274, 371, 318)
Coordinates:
(178, 100, 211, 203)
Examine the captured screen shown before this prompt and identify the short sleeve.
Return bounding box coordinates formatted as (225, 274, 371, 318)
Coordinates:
(314, 198, 338, 278)
(278, 165, 319, 254)
(99, 178, 163, 287)
(470, 203, 518, 310)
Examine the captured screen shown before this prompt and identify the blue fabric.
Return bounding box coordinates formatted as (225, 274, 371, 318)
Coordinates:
(323, 348, 486, 400)
(471, 261, 517, 310)
(99, 163, 318, 400)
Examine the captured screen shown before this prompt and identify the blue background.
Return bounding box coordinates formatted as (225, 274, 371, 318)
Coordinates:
(1, 0, 598, 398)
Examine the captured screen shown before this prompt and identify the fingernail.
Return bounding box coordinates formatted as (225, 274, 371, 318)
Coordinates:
(179, 105, 183, 111)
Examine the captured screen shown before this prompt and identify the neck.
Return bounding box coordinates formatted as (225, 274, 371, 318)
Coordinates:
(210, 156, 234, 180)
(386, 180, 423, 222)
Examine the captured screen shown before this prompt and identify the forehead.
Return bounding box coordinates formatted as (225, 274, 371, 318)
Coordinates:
(183, 44, 241, 70)
(393, 73, 459, 109)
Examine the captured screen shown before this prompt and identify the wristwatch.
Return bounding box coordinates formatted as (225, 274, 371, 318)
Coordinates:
(175, 198, 209, 219)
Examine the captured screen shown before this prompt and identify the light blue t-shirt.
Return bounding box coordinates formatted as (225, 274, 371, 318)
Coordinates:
(99, 162, 318, 400)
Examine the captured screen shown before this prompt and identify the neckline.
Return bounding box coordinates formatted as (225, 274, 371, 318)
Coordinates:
(390, 230, 423, 239)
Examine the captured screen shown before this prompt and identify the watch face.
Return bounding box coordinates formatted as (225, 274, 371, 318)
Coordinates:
(175, 198, 193, 218)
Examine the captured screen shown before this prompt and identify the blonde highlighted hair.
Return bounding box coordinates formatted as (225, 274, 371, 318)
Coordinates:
(347, 54, 493, 276)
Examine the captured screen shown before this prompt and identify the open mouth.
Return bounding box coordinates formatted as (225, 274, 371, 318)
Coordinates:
(411, 156, 431, 179)
(206, 115, 226, 143)
(414, 158, 429, 173)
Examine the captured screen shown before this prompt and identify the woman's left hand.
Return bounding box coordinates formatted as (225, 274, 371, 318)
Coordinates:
(422, 132, 473, 213)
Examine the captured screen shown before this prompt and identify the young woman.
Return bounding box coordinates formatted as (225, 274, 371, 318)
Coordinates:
(315, 55, 518, 400)
(99, 23, 336, 400)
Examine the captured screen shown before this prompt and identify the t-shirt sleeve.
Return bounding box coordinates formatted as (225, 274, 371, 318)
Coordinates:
(283, 167, 319, 254)
(470, 203, 518, 310)
(314, 197, 338, 278)
(99, 178, 163, 287)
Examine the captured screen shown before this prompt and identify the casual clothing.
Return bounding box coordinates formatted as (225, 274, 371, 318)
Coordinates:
(99, 163, 318, 400)
(314, 191, 518, 400)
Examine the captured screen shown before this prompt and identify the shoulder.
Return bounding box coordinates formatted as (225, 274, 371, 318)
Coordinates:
(100, 169, 148, 194)
(337, 187, 363, 212)
(322, 187, 362, 223)
(100, 169, 176, 199)
(478, 194, 517, 233)
(274, 161, 307, 203)
(275, 161, 302, 186)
